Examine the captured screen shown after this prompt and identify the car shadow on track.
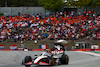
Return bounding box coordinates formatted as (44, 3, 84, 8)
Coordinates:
(32, 65, 67, 67)
(32, 66, 53, 67)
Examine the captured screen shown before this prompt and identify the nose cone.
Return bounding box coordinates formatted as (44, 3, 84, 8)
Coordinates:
(25, 61, 32, 65)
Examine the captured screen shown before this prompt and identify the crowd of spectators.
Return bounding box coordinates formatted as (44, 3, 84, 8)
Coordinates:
(0, 11, 100, 42)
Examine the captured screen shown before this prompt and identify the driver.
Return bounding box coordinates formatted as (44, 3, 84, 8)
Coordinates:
(54, 45, 61, 50)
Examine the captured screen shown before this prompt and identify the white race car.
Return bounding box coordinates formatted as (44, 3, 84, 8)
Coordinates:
(22, 43, 69, 67)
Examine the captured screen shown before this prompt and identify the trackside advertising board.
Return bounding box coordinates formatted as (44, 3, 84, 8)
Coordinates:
(10, 45, 17, 50)
(39, 45, 48, 49)
(0, 45, 4, 49)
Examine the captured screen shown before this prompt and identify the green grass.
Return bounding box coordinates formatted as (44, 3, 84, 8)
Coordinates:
(89, 51, 100, 54)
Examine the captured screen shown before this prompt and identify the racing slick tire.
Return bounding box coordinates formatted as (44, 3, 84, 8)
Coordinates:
(60, 55, 69, 64)
(25, 56, 32, 67)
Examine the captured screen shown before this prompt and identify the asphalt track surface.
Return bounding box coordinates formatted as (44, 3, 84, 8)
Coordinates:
(0, 51, 100, 67)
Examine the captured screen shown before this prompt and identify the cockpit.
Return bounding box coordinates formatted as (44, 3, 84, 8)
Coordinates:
(40, 52, 50, 56)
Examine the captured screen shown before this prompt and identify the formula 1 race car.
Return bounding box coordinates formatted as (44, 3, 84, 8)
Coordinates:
(22, 41, 69, 67)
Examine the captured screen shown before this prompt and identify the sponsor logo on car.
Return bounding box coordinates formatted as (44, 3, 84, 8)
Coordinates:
(39, 62, 49, 65)
(51, 51, 63, 54)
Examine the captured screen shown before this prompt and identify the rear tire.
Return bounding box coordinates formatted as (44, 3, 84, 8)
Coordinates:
(60, 55, 69, 64)
(24, 56, 32, 67)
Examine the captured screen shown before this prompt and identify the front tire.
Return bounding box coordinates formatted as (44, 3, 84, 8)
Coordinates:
(24, 56, 32, 67)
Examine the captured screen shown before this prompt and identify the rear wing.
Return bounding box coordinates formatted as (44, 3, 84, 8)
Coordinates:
(54, 40, 68, 51)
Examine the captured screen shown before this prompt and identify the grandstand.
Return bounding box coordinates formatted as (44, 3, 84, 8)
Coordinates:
(0, 11, 100, 50)
(0, 0, 100, 50)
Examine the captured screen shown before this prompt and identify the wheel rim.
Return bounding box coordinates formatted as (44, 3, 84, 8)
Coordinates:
(52, 59, 55, 64)
(66, 56, 69, 63)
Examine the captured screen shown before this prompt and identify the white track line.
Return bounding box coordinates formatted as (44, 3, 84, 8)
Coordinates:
(76, 51, 100, 56)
